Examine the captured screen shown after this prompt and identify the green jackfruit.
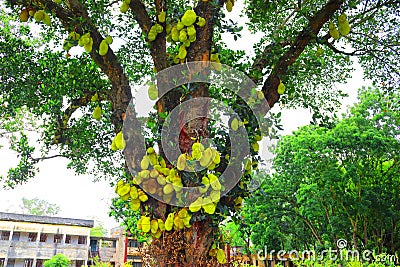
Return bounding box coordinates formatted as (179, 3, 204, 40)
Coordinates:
(93, 106, 102, 120)
(158, 10, 166, 23)
(148, 84, 158, 100)
(181, 10, 197, 26)
(329, 21, 340, 40)
(277, 81, 285, 94)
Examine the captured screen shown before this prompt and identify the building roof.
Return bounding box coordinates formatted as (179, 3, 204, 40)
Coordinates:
(0, 212, 94, 228)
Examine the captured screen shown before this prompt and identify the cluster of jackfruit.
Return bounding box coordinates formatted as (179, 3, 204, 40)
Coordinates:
(164, 10, 206, 63)
(225, 0, 234, 12)
(188, 173, 222, 215)
(329, 12, 351, 40)
(120, 0, 131, 13)
(19, 8, 51, 26)
(176, 142, 220, 172)
(132, 147, 185, 203)
(115, 180, 148, 212)
(137, 208, 192, 239)
(61, 30, 112, 56)
(111, 131, 126, 151)
(209, 244, 227, 264)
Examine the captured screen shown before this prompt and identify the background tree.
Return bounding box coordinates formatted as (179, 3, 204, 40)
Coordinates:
(90, 220, 108, 237)
(20, 197, 61, 216)
(1, 0, 399, 265)
(43, 254, 70, 267)
(243, 87, 400, 254)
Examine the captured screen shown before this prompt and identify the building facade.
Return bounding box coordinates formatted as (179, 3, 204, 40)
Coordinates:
(0, 212, 94, 267)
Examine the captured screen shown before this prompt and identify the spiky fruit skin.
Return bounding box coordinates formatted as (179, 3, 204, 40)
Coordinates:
(20, 9, 29, 22)
(181, 10, 197, 26)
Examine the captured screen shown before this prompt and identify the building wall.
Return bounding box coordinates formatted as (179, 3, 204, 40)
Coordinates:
(0, 218, 92, 267)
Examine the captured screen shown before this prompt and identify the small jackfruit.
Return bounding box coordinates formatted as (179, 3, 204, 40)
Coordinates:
(147, 147, 155, 154)
(173, 215, 184, 229)
(158, 219, 166, 231)
(189, 197, 203, 212)
(141, 216, 151, 233)
(115, 131, 126, 150)
(141, 156, 150, 170)
(216, 248, 227, 264)
(208, 174, 221, 191)
(329, 21, 340, 40)
(199, 148, 213, 167)
(139, 170, 150, 179)
(177, 154, 187, 171)
(338, 13, 350, 36)
(181, 10, 197, 26)
(28, 9, 36, 16)
(178, 45, 187, 59)
(138, 190, 149, 202)
(163, 183, 174, 195)
(231, 118, 239, 131)
(130, 198, 140, 211)
(43, 13, 51, 26)
(197, 17, 206, 27)
(252, 142, 259, 152)
(165, 213, 174, 231)
(176, 21, 184, 30)
(54, 0, 62, 3)
(93, 106, 102, 120)
(179, 30, 188, 42)
(148, 84, 158, 100)
(187, 25, 196, 36)
(99, 40, 109, 56)
(33, 10, 45, 22)
(226, 0, 233, 12)
(20, 9, 29, 22)
(178, 208, 188, 219)
(210, 190, 220, 203)
(151, 219, 159, 234)
(202, 198, 216, 214)
(277, 81, 285, 94)
(111, 139, 118, 151)
(120, 2, 129, 13)
(105, 35, 113, 44)
(158, 10, 166, 23)
(84, 37, 93, 53)
(130, 186, 138, 199)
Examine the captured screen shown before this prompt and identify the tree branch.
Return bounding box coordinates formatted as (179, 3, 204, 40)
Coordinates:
(258, 0, 344, 109)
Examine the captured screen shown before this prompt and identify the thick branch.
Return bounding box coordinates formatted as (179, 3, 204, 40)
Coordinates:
(258, 0, 344, 108)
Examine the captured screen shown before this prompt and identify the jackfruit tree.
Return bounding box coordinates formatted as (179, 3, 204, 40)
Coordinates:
(0, 0, 399, 265)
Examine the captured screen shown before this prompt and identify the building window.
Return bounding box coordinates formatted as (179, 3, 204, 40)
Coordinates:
(6, 259, 15, 267)
(131, 263, 142, 267)
(0, 231, 10, 241)
(39, 233, 47, 242)
(24, 259, 33, 267)
(0, 258, 5, 267)
(78, 236, 86, 245)
(36, 260, 44, 267)
(11, 232, 20, 241)
(65, 235, 71, 244)
(28, 233, 37, 242)
(54, 234, 62, 244)
(76, 260, 84, 267)
(128, 239, 139, 248)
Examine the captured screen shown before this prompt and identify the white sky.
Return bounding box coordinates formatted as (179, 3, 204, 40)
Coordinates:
(0, 3, 371, 232)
